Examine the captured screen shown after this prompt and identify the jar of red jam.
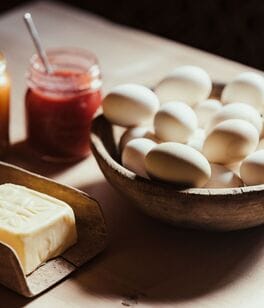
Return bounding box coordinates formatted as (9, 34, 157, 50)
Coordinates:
(25, 48, 102, 162)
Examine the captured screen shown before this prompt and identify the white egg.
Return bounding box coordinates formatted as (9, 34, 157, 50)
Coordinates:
(203, 119, 259, 164)
(119, 127, 160, 152)
(203, 164, 243, 188)
(240, 150, 264, 185)
(207, 102, 262, 134)
(121, 138, 156, 178)
(145, 142, 211, 187)
(155, 65, 212, 106)
(102, 83, 159, 127)
(154, 101, 198, 143)
(194, 99, 222, 128)
(221, 72, 264, 112)
(187, 128, 206, 152)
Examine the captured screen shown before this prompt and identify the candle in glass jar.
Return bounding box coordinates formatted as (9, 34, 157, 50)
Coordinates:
(0, 53, 10, 157)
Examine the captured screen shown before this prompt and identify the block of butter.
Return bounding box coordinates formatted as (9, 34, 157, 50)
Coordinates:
(0, 183, 77, 275)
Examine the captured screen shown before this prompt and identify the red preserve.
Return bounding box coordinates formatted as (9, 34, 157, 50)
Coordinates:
(25, 48, 102, 162)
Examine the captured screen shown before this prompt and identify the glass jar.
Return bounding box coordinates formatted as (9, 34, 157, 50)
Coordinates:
(0, 53, 10, 158)
(25, 48, 102, 162)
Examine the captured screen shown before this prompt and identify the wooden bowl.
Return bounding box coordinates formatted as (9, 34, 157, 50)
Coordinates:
(90, 83, 264, 231)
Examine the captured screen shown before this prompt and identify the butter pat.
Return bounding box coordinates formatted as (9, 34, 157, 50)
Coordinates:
(0, 184, 77, 275)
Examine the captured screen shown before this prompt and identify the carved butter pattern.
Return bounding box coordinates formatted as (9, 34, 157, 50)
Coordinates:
(0, 197, 51, 228)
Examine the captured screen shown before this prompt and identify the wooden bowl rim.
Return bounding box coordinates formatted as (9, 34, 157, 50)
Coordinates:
(91, 120, 264, 196)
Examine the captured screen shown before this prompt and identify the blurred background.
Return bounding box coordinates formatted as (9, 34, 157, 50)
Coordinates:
(1, 0, 264, 70)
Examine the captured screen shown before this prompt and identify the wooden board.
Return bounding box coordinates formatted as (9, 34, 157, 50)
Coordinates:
(1, 1, 264, 307)
(0, 162, 107, 297)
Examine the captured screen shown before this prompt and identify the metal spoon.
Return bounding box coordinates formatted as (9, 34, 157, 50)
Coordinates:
(23, 12, 52, 74)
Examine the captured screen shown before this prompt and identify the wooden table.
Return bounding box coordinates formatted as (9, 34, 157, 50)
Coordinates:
(0, 2, 264, 307)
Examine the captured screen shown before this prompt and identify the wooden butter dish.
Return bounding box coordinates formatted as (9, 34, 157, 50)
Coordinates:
(0, 162, 107, 297)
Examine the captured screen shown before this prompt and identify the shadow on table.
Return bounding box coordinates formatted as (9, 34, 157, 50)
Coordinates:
(0, 286, 32, 307)
(76, 180, 264, 305)
(3, 140, 80, 177)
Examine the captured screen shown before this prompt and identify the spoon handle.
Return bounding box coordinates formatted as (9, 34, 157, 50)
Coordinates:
(24, 12, 52, 74)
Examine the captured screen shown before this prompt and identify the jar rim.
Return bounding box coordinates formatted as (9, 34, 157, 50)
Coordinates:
(27, 47, 102, 93)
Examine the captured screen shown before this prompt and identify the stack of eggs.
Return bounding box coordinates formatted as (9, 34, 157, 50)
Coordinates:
(102, 66, 264, 188)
